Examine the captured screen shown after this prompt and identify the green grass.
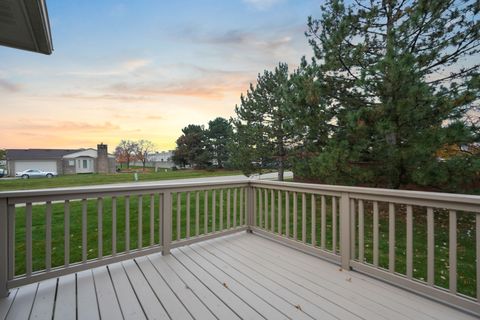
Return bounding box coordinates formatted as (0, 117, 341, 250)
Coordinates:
(0, 169, 243, 191)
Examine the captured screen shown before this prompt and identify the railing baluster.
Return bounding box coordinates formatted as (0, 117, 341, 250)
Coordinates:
(227, 189, 231, 229)
(339, 193, 351, 270)
(112, 197, 117, 256)
(264, 189, 268, 230)
(195, 191, 200, 236)
(302, 193, 306, 243)
(477, 212, 480, 301)
(332, 197, 337, 254)
(26, 203, 32, 276)
(449, 210, 457, 294)
(311, 194, 316, 246)
(245, 188, 248, 225)
(98, 198, 103, 259)
(220, 190, 224, 230)
(350, 199, 356, 260)
(252, 188, 256, 227)
(125, 196, 130, 252)
(45, 201, 52, 271)
(158, 193, 163, 244)
(212, 190, 216, 232)
(138, 195, 143, 248)
(82, 199, 88, 261)
(321, 195, 326, 249)
(278, 190, 282, 235)
(177, 193, 181, 241)
(427, 207, 434, 286)
(389, 203, 395, 272)
(0, 199, 8, 297)
(64, 200, 70, 266)
(7, 204, 15, 279)
(150, 194, 154, 246)
(373, 201, 379, 267)
(204, 190, 209, 233)
(162, 191, 172, 255)
(286, 191, 290, 238)
(406, 205, 413, 279)
(270, 190, 274, 233)
(293, 192, 298, 240)
(186, 192, 191, 238)
(358, 200, 364, 262)
(233, 189, 237, 228)
(259, 189, 263, 228)
(240, 188, 244, 226)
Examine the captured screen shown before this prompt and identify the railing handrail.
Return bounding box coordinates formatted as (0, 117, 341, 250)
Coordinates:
(2, 178, 478, 204)
(252, 180, 480, 209)
(0, 178, 251, 199)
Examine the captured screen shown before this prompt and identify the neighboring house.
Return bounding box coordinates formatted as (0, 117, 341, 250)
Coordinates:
(148, 151, 173, 163)
(130, 150, 175, 169)
(6, 144, 116, 176)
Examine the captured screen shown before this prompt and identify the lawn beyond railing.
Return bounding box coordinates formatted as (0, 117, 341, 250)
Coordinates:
(0, 179, 479, 316)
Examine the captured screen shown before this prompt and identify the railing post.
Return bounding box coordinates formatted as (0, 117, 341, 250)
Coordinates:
(339, 192, 351, 270)
(247, 184, 255, 232)
(0, 198, 9, 297)
(161, 191, 172, 255)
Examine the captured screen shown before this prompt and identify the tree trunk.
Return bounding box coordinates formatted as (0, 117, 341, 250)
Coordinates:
(278, 160, 284, 181)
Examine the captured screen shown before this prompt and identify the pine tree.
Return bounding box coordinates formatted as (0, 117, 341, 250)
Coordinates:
(206, 117, 233, 168)
(233, 63, 294, 180)
(306, 0, 480, 189)
(172, 125, 210, 168)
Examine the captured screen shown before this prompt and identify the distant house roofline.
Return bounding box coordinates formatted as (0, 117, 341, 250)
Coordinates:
(6, 149, 80, 160)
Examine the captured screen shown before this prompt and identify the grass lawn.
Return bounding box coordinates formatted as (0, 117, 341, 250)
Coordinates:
(0, 169, 243, 191)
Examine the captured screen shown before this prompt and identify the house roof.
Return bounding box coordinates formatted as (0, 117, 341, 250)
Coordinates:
(62, 149, 114, 159)
(6, 149, 81, 160)
(0, 0, 53, 55)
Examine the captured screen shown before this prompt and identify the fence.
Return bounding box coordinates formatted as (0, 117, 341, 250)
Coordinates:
(0, 179, 479, 315)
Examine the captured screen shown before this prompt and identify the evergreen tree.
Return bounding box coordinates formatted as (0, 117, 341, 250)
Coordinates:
(288, 57, 334, 179)
(233, 63, 294, 180)
(206, 117, 233, 168)
(306, 0, 480, 189)
(172, 125, 210, 168)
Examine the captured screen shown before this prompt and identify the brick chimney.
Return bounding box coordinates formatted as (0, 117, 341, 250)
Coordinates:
(97, 143, 108, 174)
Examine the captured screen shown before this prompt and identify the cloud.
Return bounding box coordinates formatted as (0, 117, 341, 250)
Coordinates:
(0, 79, 21, 92)
(176, 26, 299, 64)
(14, 120, 120, 132)
(61, 58, 152, 78)
(122, 59, 151, 72)
(243, 0, 285, 10)
(59, 92, 151, 102)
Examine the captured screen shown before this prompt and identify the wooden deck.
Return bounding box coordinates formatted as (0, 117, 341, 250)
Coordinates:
(0, 232, 476, 320)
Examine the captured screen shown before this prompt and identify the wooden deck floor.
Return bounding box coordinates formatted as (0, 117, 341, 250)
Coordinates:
(0, 232, 476, 320)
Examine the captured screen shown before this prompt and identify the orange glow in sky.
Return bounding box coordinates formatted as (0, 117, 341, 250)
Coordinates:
(0, 0, 315, 151)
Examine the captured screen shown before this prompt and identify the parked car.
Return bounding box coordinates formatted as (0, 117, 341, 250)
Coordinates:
(15, 169, 57, 179)
(0, 168, 5, 178)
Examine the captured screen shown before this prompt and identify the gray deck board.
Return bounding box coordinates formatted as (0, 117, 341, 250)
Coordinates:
(0, 232, 476, 320)
(29, 278, 56, 320)
(76, 270, 99, 320)
(239, 233, 477, 320)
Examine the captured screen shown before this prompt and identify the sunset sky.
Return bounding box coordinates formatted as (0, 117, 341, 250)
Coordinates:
(0, 0, 318, 150)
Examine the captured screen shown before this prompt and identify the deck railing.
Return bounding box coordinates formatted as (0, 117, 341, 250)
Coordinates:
(0, 179, 479, 315)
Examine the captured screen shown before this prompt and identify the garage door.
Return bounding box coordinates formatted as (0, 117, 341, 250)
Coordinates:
(14, 160, 58, 173)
